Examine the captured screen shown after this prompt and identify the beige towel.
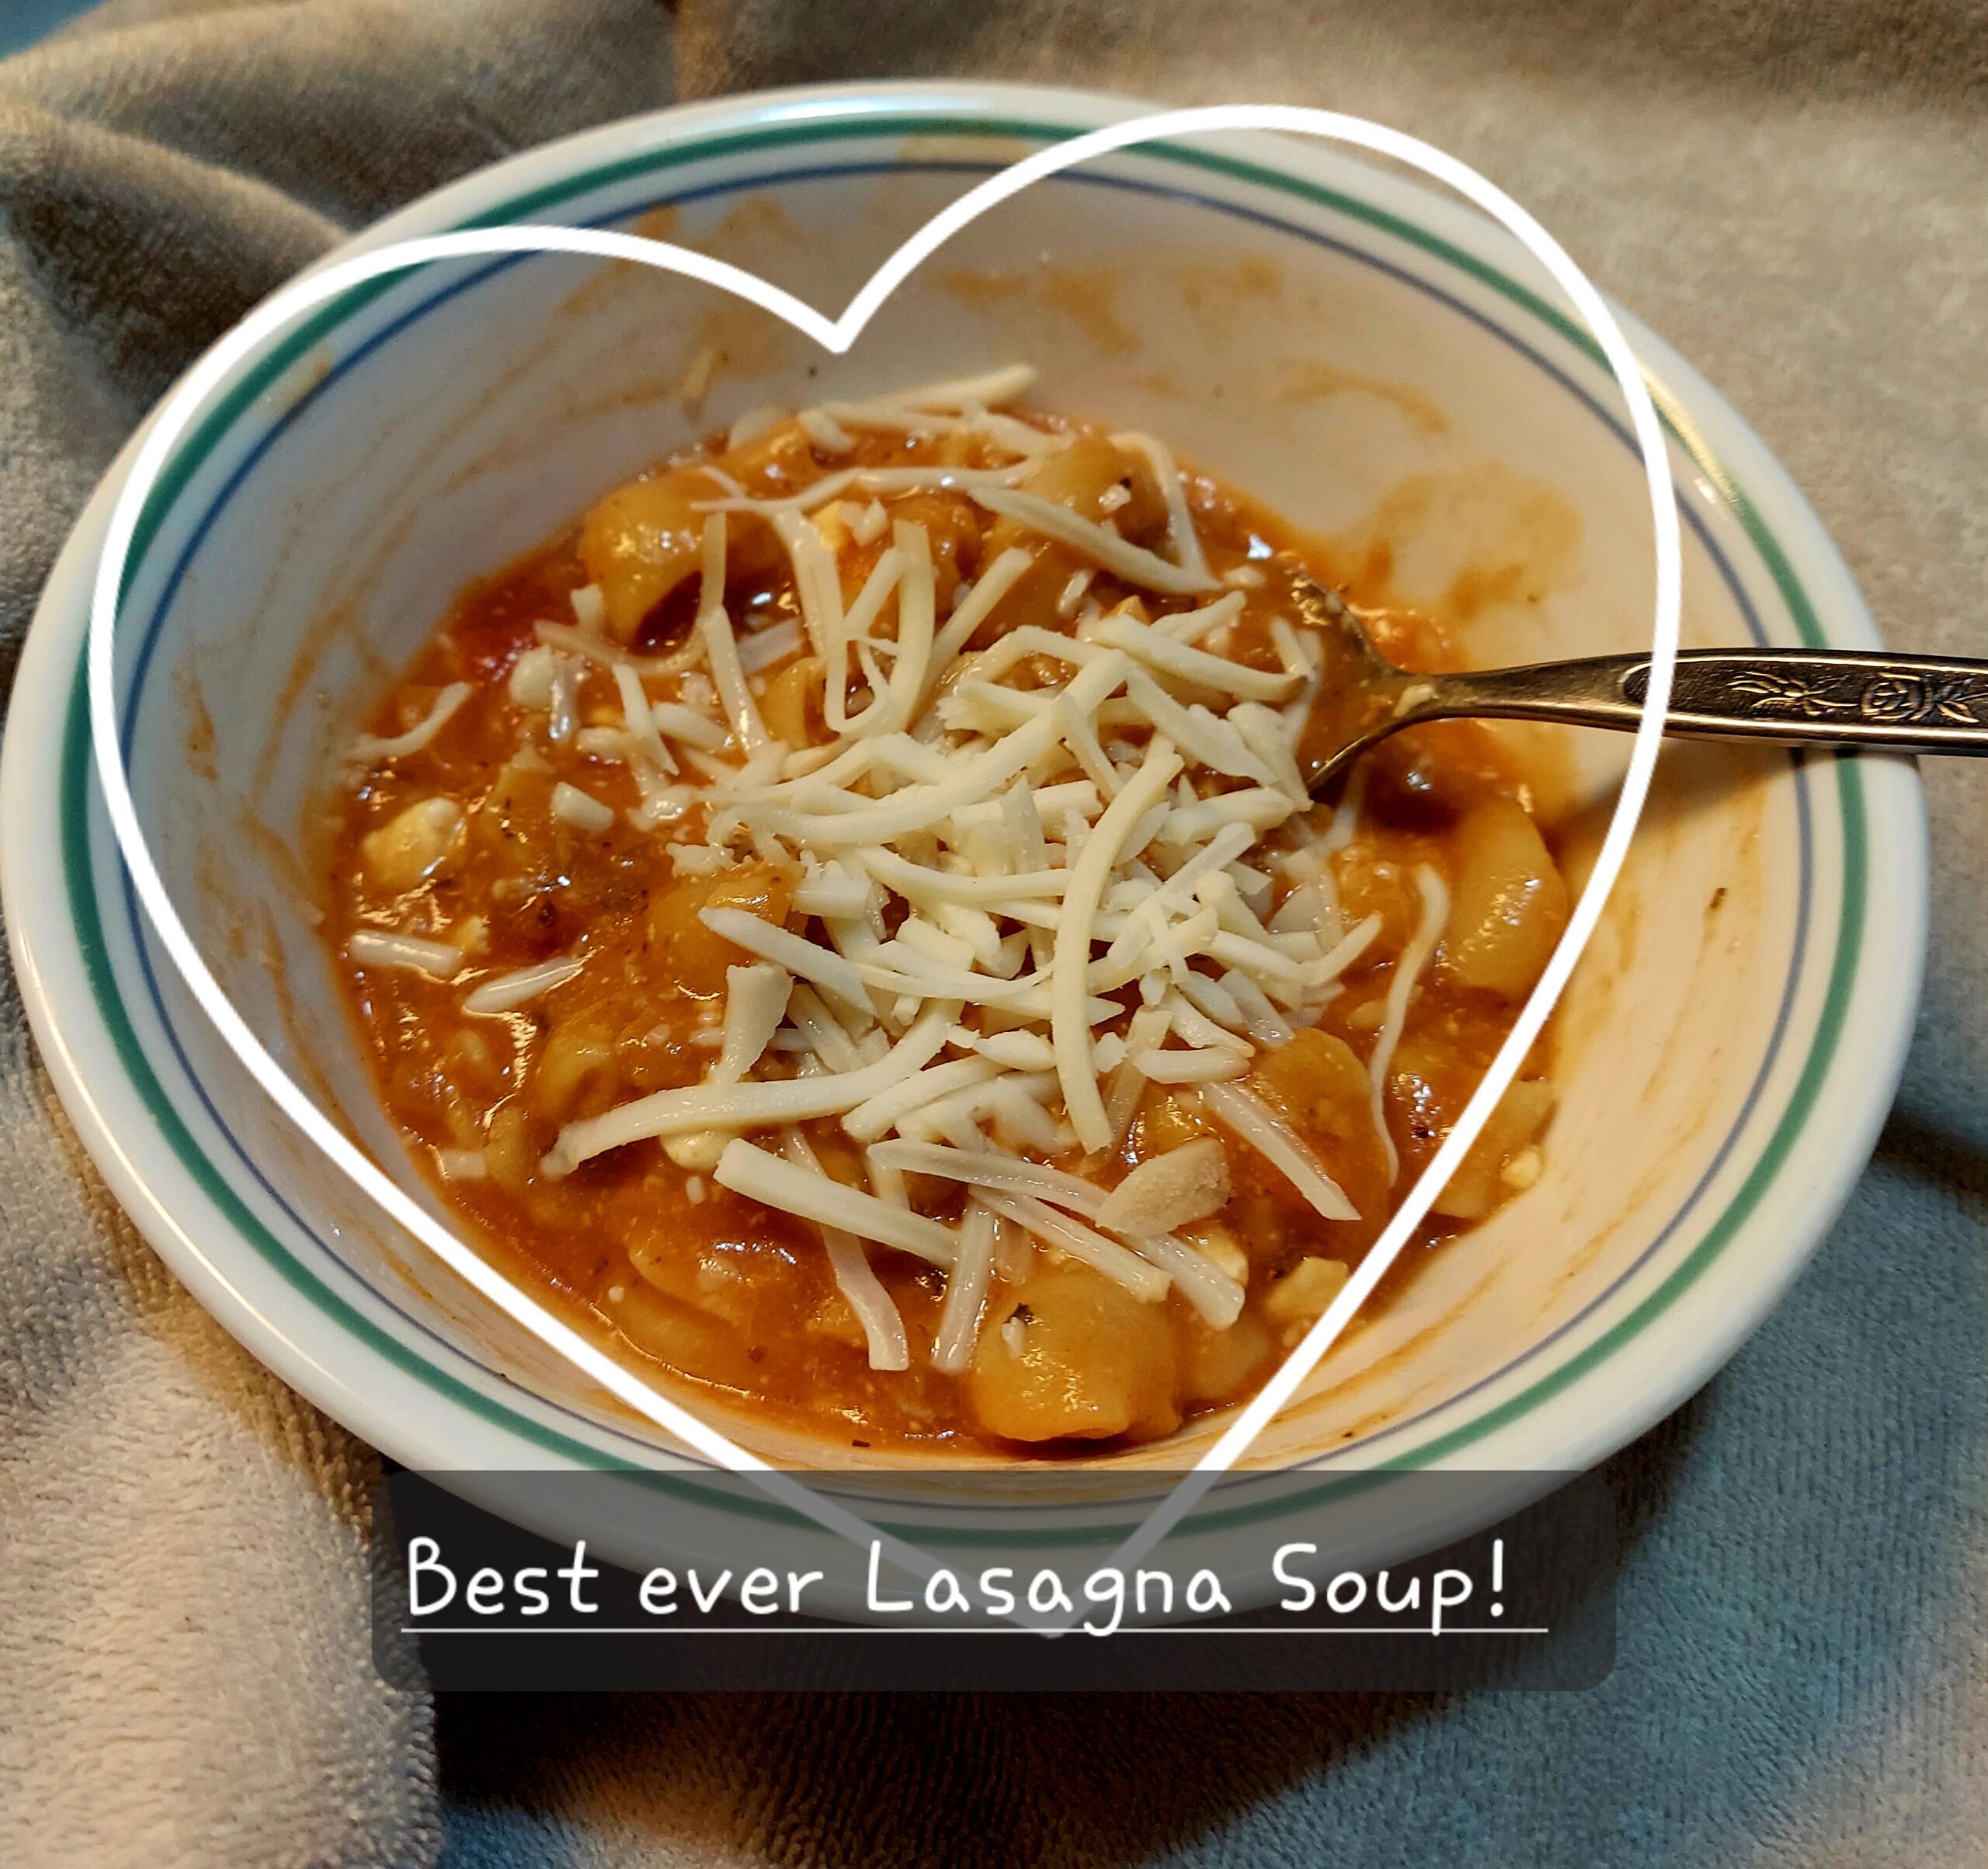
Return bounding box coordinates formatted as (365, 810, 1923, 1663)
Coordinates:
(3, 3, 1985, 1865)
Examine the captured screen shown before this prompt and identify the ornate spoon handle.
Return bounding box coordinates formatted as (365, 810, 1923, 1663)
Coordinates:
(1419, 649, 1988, 755)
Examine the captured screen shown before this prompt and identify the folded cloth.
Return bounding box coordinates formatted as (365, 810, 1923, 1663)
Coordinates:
(0, 5, 673, 1866)
(2, 3, 1986, 1867)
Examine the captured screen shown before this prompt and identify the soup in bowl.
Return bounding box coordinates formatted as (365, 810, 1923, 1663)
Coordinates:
(5, 83, 1922, 1496)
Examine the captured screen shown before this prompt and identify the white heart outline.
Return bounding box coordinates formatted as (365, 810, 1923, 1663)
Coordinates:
(86, 105, 1680, 1579)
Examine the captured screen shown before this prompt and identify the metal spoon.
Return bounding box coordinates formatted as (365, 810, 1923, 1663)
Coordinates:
(1290, 576, 1988, 795)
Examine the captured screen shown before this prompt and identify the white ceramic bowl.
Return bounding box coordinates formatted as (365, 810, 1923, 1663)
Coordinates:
(2, 84, 1925, 1511)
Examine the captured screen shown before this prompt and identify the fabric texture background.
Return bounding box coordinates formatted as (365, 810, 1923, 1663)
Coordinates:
(0, 2, 1983, 1864)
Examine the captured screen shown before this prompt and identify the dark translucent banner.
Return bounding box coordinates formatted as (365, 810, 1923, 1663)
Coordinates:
(373, 1466, 1615, 1691)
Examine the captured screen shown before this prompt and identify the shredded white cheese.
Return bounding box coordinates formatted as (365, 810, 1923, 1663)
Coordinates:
(971, 487, 1219, 596)
(547, 1009, 953, 1169)
(1110, 430, 1212, 587)
(930, 1201, 996, 1375)
(1131, 1046, 1249, 1083)
(1367, 862, 1450, 1181)
(346, 928, 464, 979)
(780, 1127, 909, 1370)
(970, 1186, 1169, 1302)
(697, 907, 869, 1011)
(1094, 611, 1301, 702)
(714, 1138, 956, 1266)
(550, 781, 615, 832)
(462, 955, 583, 1014)
(349, 683, 471, 765)
(1052, 738, 1183, 1153)
(695, 514, 772, 752)
(714, 964, 793, 1083)
(1196, 1079, 1360, 1223)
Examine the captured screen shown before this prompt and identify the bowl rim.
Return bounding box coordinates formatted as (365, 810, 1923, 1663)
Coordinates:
(2, 78, 1928, 1503)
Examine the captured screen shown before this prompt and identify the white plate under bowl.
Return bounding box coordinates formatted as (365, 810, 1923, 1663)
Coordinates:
(0, 83, 1926, 1565)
